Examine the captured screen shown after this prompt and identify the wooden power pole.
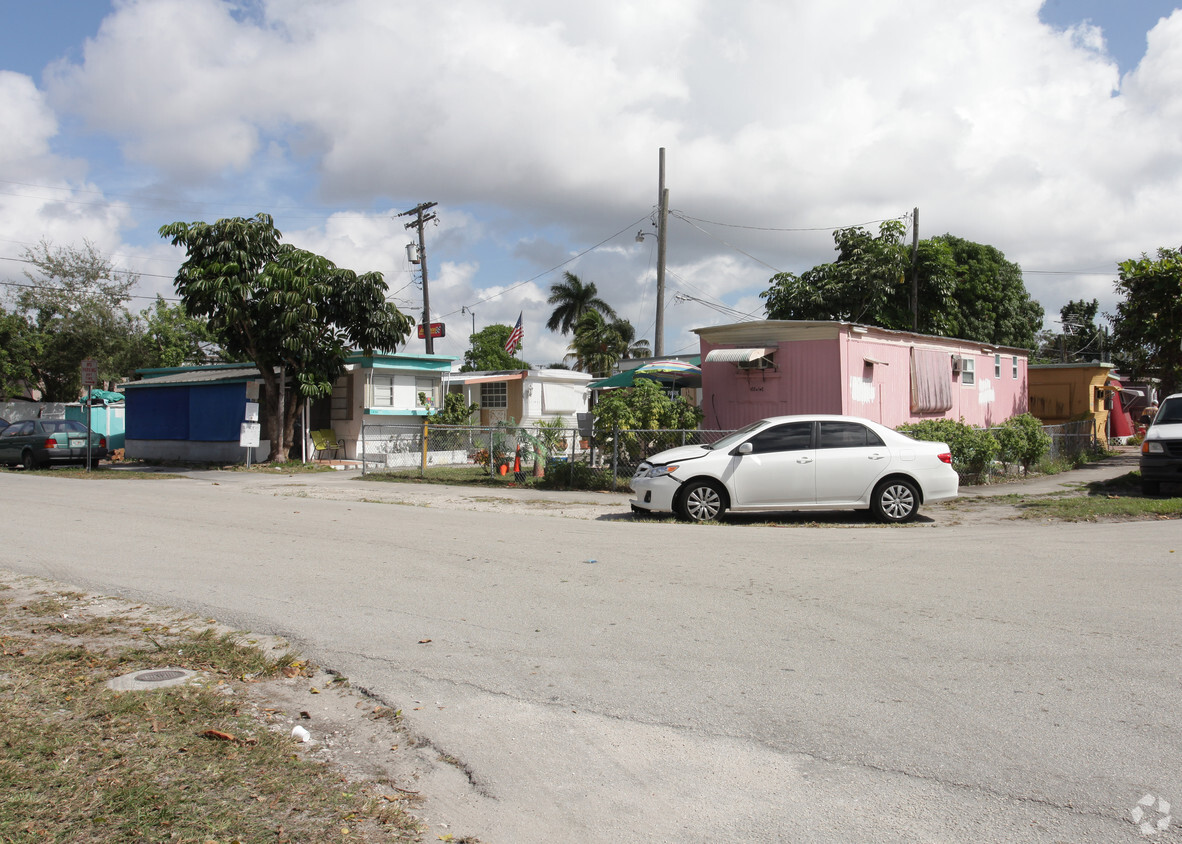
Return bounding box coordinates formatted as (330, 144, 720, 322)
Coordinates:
(655, 149, 668, 358)
(399, 201, 438, 353)
(907, 205, 917, 330)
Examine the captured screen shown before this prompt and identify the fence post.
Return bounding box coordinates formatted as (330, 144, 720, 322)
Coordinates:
(361, 423, 367, 476)
(421, 419, 429, 478)
(611, 426, 619, 489)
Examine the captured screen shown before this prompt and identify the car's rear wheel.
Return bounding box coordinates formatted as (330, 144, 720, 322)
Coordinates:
(678, 480, 726, 522)
(872, 478, 919, 523)
(1141, 479, 1161, 496)
(21, 450, 39, 471)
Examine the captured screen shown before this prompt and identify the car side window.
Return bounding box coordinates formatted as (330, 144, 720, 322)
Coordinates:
(817, 421, 884, 448)
(745, 422, 813, 454)
(3, 421, 33, 437)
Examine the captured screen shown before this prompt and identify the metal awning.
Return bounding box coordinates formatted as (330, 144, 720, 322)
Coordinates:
(705, 347, 774, 363)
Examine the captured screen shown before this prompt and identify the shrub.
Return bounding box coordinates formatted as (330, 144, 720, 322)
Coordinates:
(991, 413, 1052, 475)
(896, 418, 998, 481)
(591, 379, 703, 464)
(535, 459, 626, 491)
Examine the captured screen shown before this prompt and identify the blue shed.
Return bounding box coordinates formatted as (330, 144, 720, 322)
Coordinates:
(122, 365, 264, 462)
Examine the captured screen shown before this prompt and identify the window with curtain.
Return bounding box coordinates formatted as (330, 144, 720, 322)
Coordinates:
(910, 348, 953, 413)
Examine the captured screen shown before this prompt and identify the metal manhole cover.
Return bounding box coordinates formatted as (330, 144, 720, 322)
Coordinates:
(106, 667, 199, 691)
(135, 669, 188, 683)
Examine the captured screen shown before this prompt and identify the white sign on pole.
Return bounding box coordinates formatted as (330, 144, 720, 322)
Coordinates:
(80, 358, 99, 388)
(240, 422, 261, 448)
(244, 401, 260, 422)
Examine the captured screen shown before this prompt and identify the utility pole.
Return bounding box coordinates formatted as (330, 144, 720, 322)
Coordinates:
(655, 148, 669, 358)
(399, 201, 438, 353)
(909, 206, 920, 332)
(461, 305, 476, 337)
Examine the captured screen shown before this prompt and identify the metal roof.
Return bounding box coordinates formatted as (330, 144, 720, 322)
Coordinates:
(122, 366, 261, 388)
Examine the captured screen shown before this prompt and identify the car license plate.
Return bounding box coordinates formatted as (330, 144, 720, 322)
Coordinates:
(68, 438, 86, 448)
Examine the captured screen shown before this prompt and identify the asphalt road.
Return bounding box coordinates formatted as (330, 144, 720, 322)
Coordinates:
(1, 468, 1179, 843)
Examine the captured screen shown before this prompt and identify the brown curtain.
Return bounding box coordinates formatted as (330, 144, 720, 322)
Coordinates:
(910, 348, 953, 413)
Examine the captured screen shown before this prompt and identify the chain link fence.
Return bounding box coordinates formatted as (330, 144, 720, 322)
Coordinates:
(1041, 418, 1099, 460)
(360, 423, 733, 490)
(361, 419, 1098, 489)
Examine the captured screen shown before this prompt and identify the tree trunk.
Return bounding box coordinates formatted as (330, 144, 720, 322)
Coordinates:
(258, 365, 283, 463)
(283, 394, 302, 462)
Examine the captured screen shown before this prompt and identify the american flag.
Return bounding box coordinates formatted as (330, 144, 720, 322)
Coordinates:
(505, 312, 524, 353)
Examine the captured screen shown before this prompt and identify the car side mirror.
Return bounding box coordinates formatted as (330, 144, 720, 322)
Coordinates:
(735, 442, 753, 455)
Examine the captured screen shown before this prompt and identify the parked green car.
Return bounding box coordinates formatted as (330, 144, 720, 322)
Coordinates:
(0, 419, 108, 470)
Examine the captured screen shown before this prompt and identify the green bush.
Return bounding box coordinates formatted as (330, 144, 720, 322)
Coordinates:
(592, 379, 704, 465)
(991, 413, 1052, 475)
(896, 418, 998, 481)
(535, 459, 626, 491)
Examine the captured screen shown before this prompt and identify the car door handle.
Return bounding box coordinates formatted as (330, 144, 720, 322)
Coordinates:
(868, 453, 887, 460)
(797, 456, 813, 464)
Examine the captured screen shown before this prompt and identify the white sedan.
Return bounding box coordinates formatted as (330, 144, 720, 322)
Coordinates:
(630, 415, 959, 523)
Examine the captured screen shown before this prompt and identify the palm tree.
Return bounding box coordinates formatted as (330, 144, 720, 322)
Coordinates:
(564, 311, 628, 377)
(612, 319, 651, 360)
(546, 272, 617, 336)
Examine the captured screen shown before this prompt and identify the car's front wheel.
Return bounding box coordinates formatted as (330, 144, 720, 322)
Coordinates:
(871, 478, 919, 523)
(1141, 478, 1161, 496)
(678, 480, 726, 522)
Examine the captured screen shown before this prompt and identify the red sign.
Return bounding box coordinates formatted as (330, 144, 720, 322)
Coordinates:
(417, 322, 446, 339)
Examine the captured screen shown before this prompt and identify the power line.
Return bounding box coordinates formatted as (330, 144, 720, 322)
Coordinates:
(0, 277, 182, 303)
(445, 215, 650, 318)
(676, 212, 909, 233)
(671, 211, 784, 273)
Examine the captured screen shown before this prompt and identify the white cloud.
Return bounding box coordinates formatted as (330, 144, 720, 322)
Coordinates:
(11, 0, 1182, 358)
(0, 71, 133, 277)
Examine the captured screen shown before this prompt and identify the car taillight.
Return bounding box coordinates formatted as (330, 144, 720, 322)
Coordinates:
(43, 438, 57, 448)
(938, 452, 952, 464)
(99, 437, 107, 448)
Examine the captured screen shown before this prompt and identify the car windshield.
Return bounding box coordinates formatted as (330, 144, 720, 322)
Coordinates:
(704, 419, 768, 451)
(42, 420, 88, 434)
(1155, 398, 1182, 425)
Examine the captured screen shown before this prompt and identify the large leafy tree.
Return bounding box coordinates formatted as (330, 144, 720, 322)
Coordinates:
(1108, 247, 1182, 395)
(14, 240, 145, 400)
(1034, 299, 1109, 364)
(0, 308, 41, 399)
(546, 271, 617, 335)
(761, 225, 1042, 348)
(935, 235, 1043, 349)
(461, 324, 531, 372)
(137, 296, 220, 368)
(160, 213, 413, 461)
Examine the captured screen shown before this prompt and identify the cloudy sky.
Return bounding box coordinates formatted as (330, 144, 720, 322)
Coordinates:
(2, 0, 1180, 367)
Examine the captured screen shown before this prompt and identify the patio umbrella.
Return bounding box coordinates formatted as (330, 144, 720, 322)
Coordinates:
(632, 360, 702, 388)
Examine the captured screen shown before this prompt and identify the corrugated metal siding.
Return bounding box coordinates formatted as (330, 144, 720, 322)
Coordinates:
(701, 338, 841, 429)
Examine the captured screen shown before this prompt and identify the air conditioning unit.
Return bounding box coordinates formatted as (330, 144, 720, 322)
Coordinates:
(950, 354, 963, 373)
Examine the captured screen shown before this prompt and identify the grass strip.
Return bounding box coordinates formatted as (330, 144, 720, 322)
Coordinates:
(0, 589, 420, 843)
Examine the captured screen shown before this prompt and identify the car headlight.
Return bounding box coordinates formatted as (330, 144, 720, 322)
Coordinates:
(645, 464, 679, 479)
(1143, 441, 1164, 454)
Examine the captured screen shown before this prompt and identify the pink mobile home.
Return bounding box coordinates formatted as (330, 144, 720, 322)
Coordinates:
(695, 321, 1029, 431)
